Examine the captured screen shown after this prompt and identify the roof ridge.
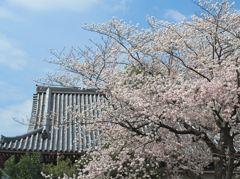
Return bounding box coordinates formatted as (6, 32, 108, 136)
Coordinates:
(0, 127, 44, 143)
(36, 85, 99, 93)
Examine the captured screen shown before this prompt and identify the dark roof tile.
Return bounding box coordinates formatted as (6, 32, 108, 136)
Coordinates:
(0, 86, 102, 153)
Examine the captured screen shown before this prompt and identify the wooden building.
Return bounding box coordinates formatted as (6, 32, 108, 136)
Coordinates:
(0, 86, 103, 168)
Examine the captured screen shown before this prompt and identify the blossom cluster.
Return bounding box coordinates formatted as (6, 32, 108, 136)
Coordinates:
(46, 0, 240, 178)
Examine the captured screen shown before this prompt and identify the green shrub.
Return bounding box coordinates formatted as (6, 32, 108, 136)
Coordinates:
(2, 155, 17, 178)
(3, 153, 43, 179)
(3, 153, 78, 178)
(43, 156, 77, 178)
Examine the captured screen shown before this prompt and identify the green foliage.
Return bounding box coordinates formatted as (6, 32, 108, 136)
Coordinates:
(43, 156, 77, 178)
(3, 153, 43, 179)
(17, 153, 43, 179)
(2, 155, 17, 178)
(3, 154, 79, 179)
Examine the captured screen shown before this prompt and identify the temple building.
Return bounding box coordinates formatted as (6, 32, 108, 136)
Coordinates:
(0, 86, 103, 168)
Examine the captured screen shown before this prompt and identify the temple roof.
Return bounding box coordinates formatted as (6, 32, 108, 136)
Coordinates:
(0, 86, 102, 154)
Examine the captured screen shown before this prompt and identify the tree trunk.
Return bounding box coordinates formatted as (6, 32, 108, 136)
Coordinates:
(226, 136, 234, 179)
(214, 159, 225, 179)
(214, 125, 235, 179)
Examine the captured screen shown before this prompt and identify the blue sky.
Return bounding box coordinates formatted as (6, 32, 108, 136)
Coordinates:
(0, 0, 239, 136)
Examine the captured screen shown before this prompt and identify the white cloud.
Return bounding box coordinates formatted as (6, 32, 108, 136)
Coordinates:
(0, 81, 26, 102)
(107, 0, 129, 13)
(0, 7, 21, 21)
(0, 99, 32, 136)
(165, 9, 186, 22)
(6, 0, 100, 12)
(0, 33, 28, 70)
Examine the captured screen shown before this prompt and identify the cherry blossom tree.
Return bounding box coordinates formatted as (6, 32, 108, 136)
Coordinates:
(45, 0, 240, 178)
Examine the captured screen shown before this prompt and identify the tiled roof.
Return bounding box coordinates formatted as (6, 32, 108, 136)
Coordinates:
(0, 86, 103, 153)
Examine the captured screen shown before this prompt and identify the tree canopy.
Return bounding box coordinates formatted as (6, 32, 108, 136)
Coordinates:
(45, 0, 240, 178)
